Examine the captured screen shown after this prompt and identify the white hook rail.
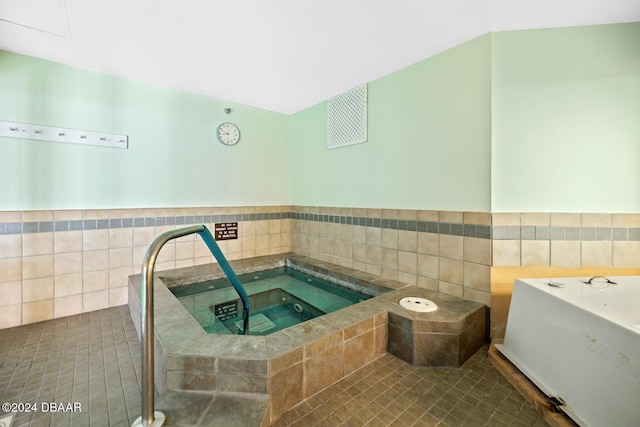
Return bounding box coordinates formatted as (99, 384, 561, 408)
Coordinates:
(0, 120, 128, 149)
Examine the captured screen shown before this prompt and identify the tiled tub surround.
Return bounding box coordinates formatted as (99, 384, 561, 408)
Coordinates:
(0, 206, 291, 329)
(290, 207, 494, 307)
(127, 253, 486, 422)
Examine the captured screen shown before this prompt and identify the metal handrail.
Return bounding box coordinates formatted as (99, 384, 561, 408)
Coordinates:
(132, 225, 250, 427)
(197, 226, 251, 334)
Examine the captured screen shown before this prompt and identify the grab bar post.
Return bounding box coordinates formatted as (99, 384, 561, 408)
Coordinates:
(132, 224, 251, 427)
(132, 225, 205, 427)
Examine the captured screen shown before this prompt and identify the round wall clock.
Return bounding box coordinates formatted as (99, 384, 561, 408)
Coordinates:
(216, 122, 240, 146)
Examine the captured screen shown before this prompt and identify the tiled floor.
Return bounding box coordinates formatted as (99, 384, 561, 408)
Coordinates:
(273, 350, 546, 427)
(0, 306, 546, 427)
(0, 306, 140, 427)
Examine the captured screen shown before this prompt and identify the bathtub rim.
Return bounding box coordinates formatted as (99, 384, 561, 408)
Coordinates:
(505, 276, 640, 334)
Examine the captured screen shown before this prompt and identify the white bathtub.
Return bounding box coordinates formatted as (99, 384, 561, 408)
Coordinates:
(496, 275, 640, 427)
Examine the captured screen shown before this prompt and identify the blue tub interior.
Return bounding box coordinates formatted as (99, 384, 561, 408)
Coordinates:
(170, 267, 375, 335)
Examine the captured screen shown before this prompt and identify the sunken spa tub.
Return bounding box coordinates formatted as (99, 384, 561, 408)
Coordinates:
(128, 253, 486, 421)
(496, 276, 640, 427)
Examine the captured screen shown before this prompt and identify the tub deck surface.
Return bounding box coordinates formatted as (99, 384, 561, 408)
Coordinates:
(128, 253, 486, 422)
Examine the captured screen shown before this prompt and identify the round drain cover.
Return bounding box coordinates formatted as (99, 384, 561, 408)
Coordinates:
(399, 297, 438, 313)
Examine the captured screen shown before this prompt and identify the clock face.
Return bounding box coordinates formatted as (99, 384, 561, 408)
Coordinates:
(216, 122, 240, 145)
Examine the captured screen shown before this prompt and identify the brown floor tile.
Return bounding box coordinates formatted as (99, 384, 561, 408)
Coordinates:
(1, 306, 546, 426)
(274, 346, 547, 427)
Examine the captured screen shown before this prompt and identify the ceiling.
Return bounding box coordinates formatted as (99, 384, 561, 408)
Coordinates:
(1, 0, 639, 114)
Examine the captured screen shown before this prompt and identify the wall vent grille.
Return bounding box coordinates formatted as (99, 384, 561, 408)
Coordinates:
(327, 84, 367, 149)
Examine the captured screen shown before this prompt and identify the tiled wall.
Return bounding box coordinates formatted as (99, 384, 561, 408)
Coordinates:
(0, 206, 291, 329)
(290, 206, 493, 307)
(492, 213, 640, 268)
(2, 206, 638, 332)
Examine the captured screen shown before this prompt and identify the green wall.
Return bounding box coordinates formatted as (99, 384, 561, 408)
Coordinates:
(291, 23, 640, 214)
(3, 22, 639, 214)
(290, 35, 493, 211)
(491, 23, 640, 213)
(0, 51, 290, 210)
